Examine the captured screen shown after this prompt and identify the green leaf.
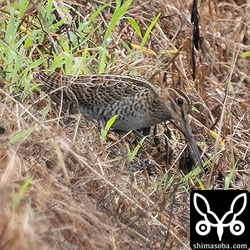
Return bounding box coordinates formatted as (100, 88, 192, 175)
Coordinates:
(192, 105, 200, 113)
(224, 160, 237, 190)
(8, 127, 36, 146)
(88, 3, 109, 22)
(163, 174, 175, 191)
(126, 17, 142, 38)
(51, 53, 64, 71)
(101, 115, 119, 143)
(125, 143, 131, 157)
(13, 177, 33, 211)
(115, 0, 122, 10)
(241, 51, 250, 58)
(119, 38, 133, 54)
(196, 177, 205, 190)
(45, 0, 54, 18)
(98, 47, 110, 73)
(141, 13, 160, 49)
(18, 0, 29, 18)
(127, 137, 145, 162)
(103, 0, 133, 46)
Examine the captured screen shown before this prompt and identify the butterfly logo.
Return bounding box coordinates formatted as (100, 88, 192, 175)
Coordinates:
(193, 193, 247, 241)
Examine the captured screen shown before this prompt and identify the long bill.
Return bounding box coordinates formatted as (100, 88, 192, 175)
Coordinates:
(179, 118, 204, 172)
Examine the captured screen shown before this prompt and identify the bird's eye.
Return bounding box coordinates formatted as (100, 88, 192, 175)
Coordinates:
(176, 97, 183, 106)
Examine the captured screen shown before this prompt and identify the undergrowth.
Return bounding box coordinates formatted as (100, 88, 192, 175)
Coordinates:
(0, 0, 249, 249)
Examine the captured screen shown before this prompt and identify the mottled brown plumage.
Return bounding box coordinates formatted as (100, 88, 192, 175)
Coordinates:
(33, 71, 203, 170)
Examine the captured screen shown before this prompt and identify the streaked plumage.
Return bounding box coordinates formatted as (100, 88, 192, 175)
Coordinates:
(33, 71, 203, 170)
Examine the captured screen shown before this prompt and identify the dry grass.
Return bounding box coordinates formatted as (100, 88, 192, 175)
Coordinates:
(0, 0, 250, 249)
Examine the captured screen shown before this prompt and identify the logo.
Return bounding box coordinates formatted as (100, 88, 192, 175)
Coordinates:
(194, 192, 246, 240)
(190, 190, 250, 249)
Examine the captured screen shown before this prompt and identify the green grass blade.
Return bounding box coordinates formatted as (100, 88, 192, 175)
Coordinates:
(99, 47, 110, 73)
(224, 160, 237, 190)
(115, 0, 122, 10)
(127, 137, 145, 162)
(195, 177, 205, 190)
(103, 0, 133, 46)
(119, 38, 133, 54)
(125, 143, 131, 158)
(8, 127, 36, 146)
(126, 17, 142, 38)
(241, 51, 250, 58)
(13, 177, 33, 211)
(18, 0, 29, 18)
(51, 53, 64, 71)
(89, 3, 109, 22)
(141, 13, 161, 49)
(101, 115, 119, 143)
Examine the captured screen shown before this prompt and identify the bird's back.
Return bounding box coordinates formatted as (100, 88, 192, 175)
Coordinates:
(33, 72, 165, 130)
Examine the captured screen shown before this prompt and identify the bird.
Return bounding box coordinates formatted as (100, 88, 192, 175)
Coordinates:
(33, 71, 204, 171)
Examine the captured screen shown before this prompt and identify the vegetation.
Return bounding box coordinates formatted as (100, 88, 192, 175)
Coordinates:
(0, 0, 249, 249)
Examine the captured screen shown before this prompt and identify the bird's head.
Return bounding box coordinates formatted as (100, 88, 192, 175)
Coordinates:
(165, 88, 192, 123)
(163, 88, 204, 171)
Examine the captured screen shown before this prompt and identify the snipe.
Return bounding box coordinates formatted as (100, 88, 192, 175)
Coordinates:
(33, 71, 203, 170)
